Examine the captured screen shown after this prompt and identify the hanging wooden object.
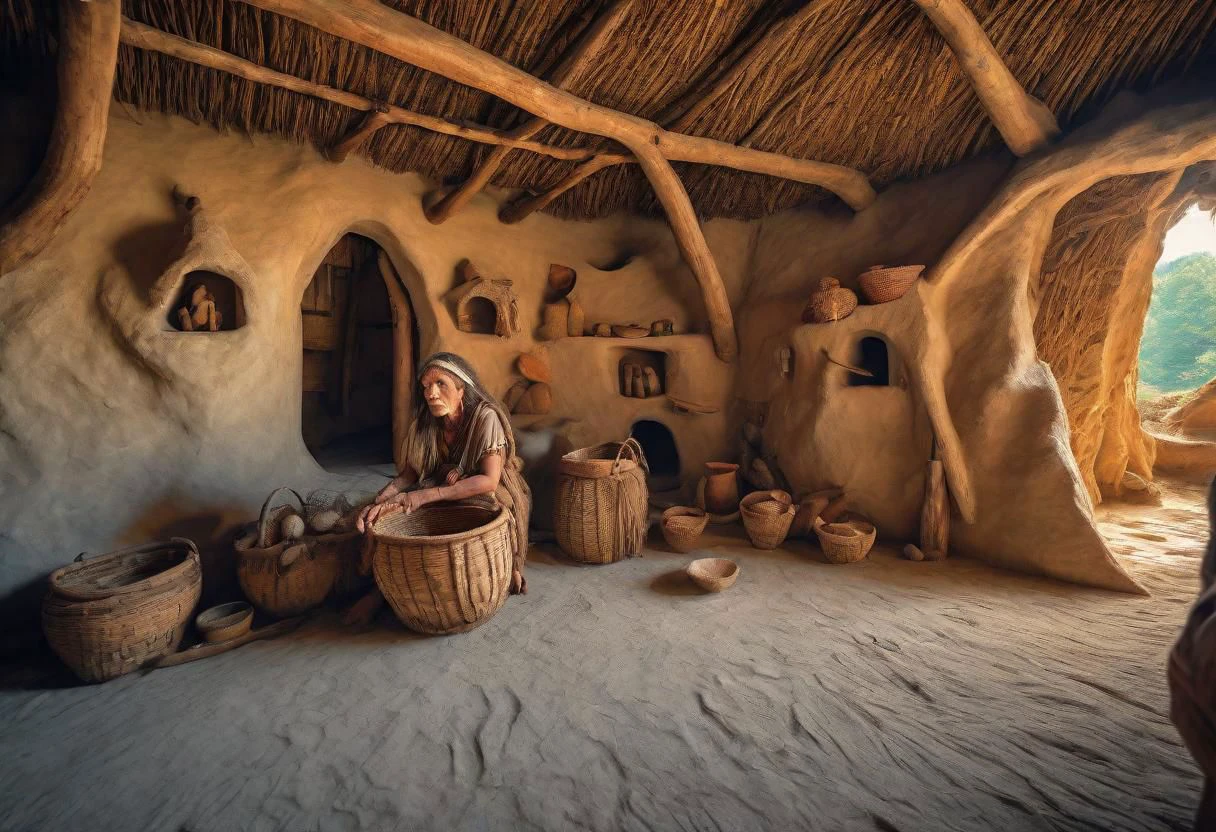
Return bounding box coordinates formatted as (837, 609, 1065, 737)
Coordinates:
(920, 438, 950, 558)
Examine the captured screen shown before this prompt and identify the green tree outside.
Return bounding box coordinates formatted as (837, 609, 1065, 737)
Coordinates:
(1139, 252, 1216, 395)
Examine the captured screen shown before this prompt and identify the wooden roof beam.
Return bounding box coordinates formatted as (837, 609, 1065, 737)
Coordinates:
(424, 0, 634, 225)
(910, 0, 1059, 156)
(500, 0, 827, 225)
(119, 19, 602, 163)
(1, 0, 122, 276)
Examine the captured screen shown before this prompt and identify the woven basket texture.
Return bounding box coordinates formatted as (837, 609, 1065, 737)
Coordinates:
(661, 506, 708, 553)
(42, 538, 202, 682)
(740, 490, 795, 549)
(802, 278, 858, 323)
(555, 439, 649, 563)
(858, 265, 924, 304)
(371, 503, 513, 634)
(814, 515, 878, 563)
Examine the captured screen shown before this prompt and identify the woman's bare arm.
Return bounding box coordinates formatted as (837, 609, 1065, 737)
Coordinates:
(402, 452, 502, 511)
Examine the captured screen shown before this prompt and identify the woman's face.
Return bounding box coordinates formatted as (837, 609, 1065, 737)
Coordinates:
(420, 367, 464, 420)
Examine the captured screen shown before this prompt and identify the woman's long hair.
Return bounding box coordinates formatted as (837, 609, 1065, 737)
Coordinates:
(401, 352, 490, 479)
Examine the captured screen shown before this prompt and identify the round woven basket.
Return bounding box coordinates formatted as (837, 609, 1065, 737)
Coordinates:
(371, 503, 513, 635)
(686, 557, 739, 592)
(555, 438, 649, 563)
(42, 538, 202, 682)
(236, 488, 343, 617)
(661, 506, 708, 553)
(813, 515, 877, 563)
(858, 264, 924, 304)
(801, 278, 858, 324)
(740, 490, 795, 549)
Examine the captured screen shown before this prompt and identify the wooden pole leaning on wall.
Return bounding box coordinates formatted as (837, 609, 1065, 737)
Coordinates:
(0, 0, 122, 276)
(909, 0, 1058, 156)
(424, 0, 634, 225)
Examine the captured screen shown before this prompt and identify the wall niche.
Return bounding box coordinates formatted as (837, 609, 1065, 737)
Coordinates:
(618, 349, 665, 398)
(166, 270, 245, 332)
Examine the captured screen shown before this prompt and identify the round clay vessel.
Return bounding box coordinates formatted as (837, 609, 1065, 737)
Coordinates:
(703, 462, 740, 515)
(802, 277, 858, 324)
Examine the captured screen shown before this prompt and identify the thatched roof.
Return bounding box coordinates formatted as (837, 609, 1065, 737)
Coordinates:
(5, 0, 1216, 220)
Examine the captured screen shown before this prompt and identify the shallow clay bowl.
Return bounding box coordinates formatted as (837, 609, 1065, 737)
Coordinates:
(686, 557, 739, 593)
(196, 601, 254, 643)
(611, 324, 650, 338)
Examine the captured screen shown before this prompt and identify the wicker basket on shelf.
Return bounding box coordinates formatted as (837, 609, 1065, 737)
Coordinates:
(42, 538, 202, 682)
(813, 515, 878, 563)
(554, 438, 650, 564)
(661, 506, 709, 553)
(858, 264, 924, 304)
(740, 490, 795, 549)
(371, 502, 514, 635)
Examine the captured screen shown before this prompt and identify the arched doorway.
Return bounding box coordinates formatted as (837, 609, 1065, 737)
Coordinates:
(302, 233, 418, 473)
(631, 419, 681, 492)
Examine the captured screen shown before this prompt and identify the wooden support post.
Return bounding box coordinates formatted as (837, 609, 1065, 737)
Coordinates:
(499, 155, 627, 224)
(327, 106, 392, 163)
(0, 0, 121, 276)
(909, 0, 1059, 156)
(424, 0, 633, 224)
(627, 141, 737, 363)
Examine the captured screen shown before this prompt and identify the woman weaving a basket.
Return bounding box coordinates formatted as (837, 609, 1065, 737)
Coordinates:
(347, 352, 531, 625)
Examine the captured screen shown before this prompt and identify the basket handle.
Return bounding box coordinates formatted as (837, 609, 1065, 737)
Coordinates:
(614, 436, 650, 475)
(258, 487, 305, 543)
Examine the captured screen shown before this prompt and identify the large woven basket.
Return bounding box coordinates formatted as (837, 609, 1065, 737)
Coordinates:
(813, 515, 877, 563)
(554, 438, 649, 564)
(42, 538, 202, 682)
(371, 502, 514, 634)
(858, 264, 924, 304)
(740, 490, 795, 550)
(236, 487, 344, 617)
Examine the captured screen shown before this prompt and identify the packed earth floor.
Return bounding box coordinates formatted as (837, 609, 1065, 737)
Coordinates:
(0, 479, 1209, 831)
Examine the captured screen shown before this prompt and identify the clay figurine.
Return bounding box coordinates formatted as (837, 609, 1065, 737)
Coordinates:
(176, 282, 222, 331)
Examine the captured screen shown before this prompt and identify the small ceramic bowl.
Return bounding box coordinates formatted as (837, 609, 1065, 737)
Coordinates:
(686, 557, 739, 593)
(196, 601, 254, 643)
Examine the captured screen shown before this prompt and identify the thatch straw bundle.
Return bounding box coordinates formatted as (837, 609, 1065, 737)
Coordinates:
(3, 0, 1214, 220)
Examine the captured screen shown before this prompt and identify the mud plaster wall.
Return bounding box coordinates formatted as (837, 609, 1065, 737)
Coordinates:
(0, 108, 749, 614)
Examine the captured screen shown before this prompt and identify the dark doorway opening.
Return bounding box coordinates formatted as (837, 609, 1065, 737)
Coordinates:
(632, 419, 681, 492)
(848, 336, 890, 387)
(302, 234, 416, 473)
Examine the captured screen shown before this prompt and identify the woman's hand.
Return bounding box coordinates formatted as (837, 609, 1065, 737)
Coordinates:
(356, 497, 401, 533)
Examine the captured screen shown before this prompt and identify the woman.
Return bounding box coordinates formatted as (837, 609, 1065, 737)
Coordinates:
(348, 352, 531, 624)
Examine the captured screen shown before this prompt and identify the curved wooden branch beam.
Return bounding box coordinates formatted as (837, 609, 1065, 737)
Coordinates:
(237, 0, 875, 210)
(499, 155, 627, 224)
(0, 0, 121, 276)
(910, 0, 1059, 156)
(118, 19, 600, 163)
(627, 141, 737, 363)
(327, 106, 391, 162)
(932, 96, 1216, 288)
(424, 0, 633, 224)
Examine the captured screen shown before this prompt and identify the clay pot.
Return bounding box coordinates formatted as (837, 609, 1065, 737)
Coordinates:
(538, 302, 567, 341)
(801, 277, 858, 324)
(592, 322, 612, 337)
(650, 319, 674, 336)
(547, 263, 576, 300)
(703, 462, 740, 514)
(517, 351, 552, 384)
(566, 293, 585, 337)
(515, 383, 552, 415)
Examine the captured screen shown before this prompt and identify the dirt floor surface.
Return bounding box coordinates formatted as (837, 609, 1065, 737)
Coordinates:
(0, 479, 1209, 831)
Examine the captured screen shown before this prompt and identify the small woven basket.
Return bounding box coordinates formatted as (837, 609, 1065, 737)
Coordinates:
(661, 506, 708, 553)
(802, 278, 858, 324)
(371, 503, 514, 635)
(42, 538, 202, 682)
(813, 515, 877, 563)
(236, 487, 343, 617)
(554, 438, 650, 563)
(858, 264, 924, 304)
(740, 490, 795, 549)
(686, 557, 739, 592)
